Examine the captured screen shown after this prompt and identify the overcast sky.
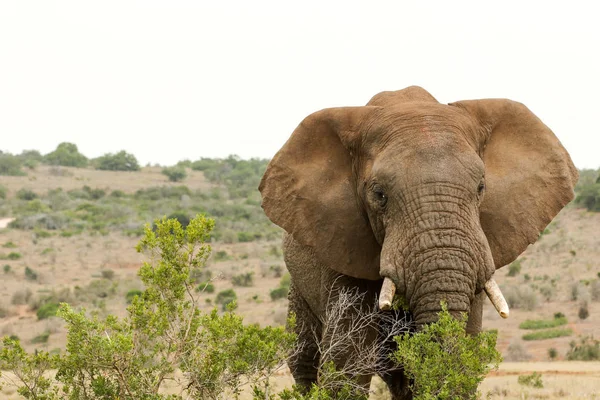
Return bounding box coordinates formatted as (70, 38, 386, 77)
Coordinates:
(0, 1, 598, 168)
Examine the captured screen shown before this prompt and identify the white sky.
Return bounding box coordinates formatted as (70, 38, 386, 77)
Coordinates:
(0, 1, 598, 168)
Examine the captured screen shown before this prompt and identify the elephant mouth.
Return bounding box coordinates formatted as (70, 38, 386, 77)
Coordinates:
(378, 277, 509, 319)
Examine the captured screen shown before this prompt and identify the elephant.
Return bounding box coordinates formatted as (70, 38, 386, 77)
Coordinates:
(258, 86, 577, 399)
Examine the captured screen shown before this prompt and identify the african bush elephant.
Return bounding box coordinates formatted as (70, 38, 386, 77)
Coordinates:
(258, 86, 577, 398)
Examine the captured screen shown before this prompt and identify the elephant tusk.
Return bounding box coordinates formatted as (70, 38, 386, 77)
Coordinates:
(484, 278, 509, 319)
(379, 277, 396, 311)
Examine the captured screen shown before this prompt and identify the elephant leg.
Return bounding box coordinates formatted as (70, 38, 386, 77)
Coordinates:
(287, 281, 322, 393)
(380, 370, 412, 400)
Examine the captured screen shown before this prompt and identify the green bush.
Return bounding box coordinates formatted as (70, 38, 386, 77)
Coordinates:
(548, 347, 558, 360)
(3, 264, 11, 273)
(30, 331, 50, 344)
(518, 372, 543, 388)
(3, 241, 17, 248)
(270, 287, 288, 301)
(6, 252, 21, 260)
(162, 166, 187, 182)
(507, 260, 522, 277)
(519, 315, 568, 330)
(24, 266, 38, 281)
(215, 288, 237, 310)
(522, 328, 572, 341)
(578, 302, 590, 320)
(94, 150, 140, 171)
(394, 302, 501, 399)
(231, 272, 254, 287)
(566, 336, 600, 360)
(44, 142, 88, 167)
(0, 153, 26, 176)
(36, 302, 60, 320)
(125, 289, 143, 304)
(195, 281, 215, 293)
(16, 188, 38, 200)
(0, 185, 7, 199)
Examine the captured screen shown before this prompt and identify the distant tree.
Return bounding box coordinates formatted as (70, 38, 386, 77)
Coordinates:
(94, 150, 141, 171)
(44, 142, 88, 167)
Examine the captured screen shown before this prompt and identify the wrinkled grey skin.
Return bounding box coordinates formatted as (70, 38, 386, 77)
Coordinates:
(259, 87, 577, 399)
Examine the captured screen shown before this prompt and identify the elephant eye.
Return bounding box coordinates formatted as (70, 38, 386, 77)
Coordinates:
(477, 181, 485, 196)
(373, 186, 388, 207)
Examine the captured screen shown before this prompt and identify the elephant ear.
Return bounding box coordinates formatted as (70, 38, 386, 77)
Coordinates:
(259, 107, 382, 280)
(367, 85, 439, 107)
(450, 99, 578, 268)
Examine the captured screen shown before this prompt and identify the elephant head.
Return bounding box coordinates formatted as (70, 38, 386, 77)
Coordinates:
(259, 86, 577, 326)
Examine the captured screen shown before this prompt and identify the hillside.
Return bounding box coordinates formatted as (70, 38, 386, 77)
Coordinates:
(1, 162, 599, 399)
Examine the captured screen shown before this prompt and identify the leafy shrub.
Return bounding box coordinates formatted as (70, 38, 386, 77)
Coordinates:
(518, 372, 543, 388)
(519, 315, 568, 330)
(575, 178, 600, 211)
(125, 289, 143, 304)
(270, 274, 291, 301)
(162, 166, 187, 182)
(30, 331, 50, 344)
(16, 188, 38, 200)
(522, 328, 572, 341)
(6, 252, 21, 260)
(507, 260, 521, 277)
(0, 153, 26, 176)
(3, 241, 17, 248)
(213, 250, 230, 261)
(94, 150, 140, 171)
(566, 336, 600, 360)
(44, 142, 88, 167)
(591, 280, 600, 302)
(231, 272, 254, 287)
(215, 288, 237, 310)
(196, 281, 215, 293)
(36, 302, 60, 320)
(578, 301, 590, 320)
(165, 211, 190, 228)
(394, 302, 501, 399)
(101, 269, 115, 280)
(24, 266, 38, 281)
(548, 347, 558, 360)
(3, 264, 11, 273)
(270, 287, 288, 301)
